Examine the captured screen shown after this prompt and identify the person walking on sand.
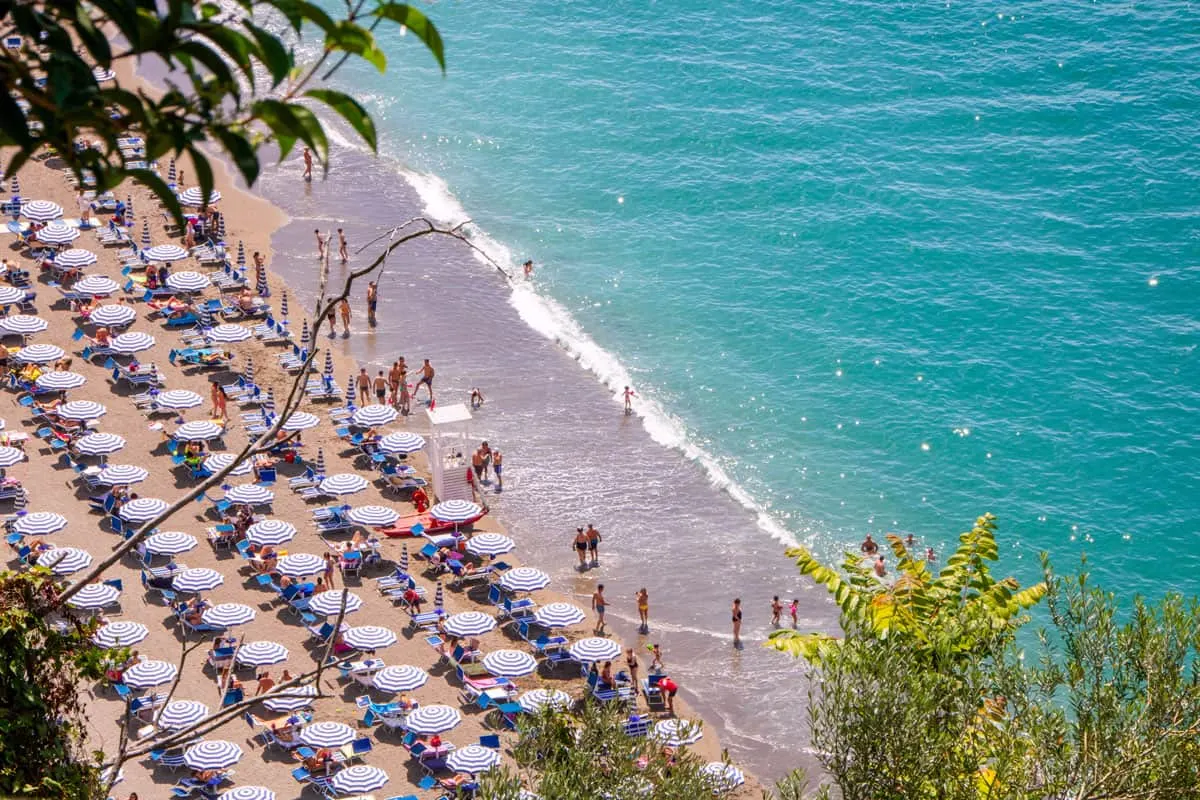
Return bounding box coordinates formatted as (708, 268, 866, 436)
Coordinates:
(323, 552, 337, 588)
(338, 228, 348, 262)
(366, 282, 378, 326)
(592, 584, 607, 633)
(210, 379, 226, 420)
(771, 595, 783, 627)
(356, 368, 370, 406)
(414, 359, 435, 404)
(572, 527, 588, 569)
(623, 385, 635, 415)
(373, 371, 387, 405)
(302, 147, 313, 181)
(76, 189, 92, 225)
(636, 587, 649, 632)
(586, 523, 602, 565)
(732, 598, 743, 648)
(649, 643, 664, 672)
(492, 448, 503, 492)
(338, 298, 351, 335)
(624, 647, 640, 694)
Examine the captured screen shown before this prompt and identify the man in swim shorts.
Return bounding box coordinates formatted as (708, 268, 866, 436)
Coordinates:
(366, 281, 377, 326)
(414, 359, 435, 403)
(592, 584, 607, 633)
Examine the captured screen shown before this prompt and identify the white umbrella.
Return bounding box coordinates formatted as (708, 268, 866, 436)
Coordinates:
(202, 602, 256, 627)
(166, 271, 211, 292)
(404, 704, 461, 734)
(57, 400, 106, 420)
(447, 744, 501, 774)
(155, 389, 203, 410)
(206, 323, 250, 343)
(224, 484, 273, 506)
(21, 200, 63, 222)
(481, 649, 538, 678)
(92, 620, 148, 648)
(36, 221, 79, 245)
(280, 411, 319, 431)
(568, 637, 622, 663)
(261, 684, 317, 712)
(218, 788, 274, 800)
(157, 700, 210, 730)
(370, 664, 429, 694)
(499, 567, 550, 593)
(110, 331, 155, 354)
(342, 625, 397, 651)
(702, 762, 745, 792)
(300, 721, 355, 748)
(55, 248, 98, 269)
(654, 718, 703, 747)
(330, 766, 388, 795)
(92, 67, 116, 82)
(0, 314, 47, 335)
(142, 244, 189, 262)
(172, 567, 224, 593)
(430, 500, 483, 523)
(89, 303, 136, 326)
(175, 420, 223, 441)
(235, 641, 288, 667)
(466, 532, 515, 557)
(66, 583, 121, 609)
(378, 431, 426, 454)
(75, 275, 119, 295)
(144, 531, 197, 555)
(350, 404, 398, 427)
(347, 505, 399, 527)
(308, 590, 363, 616)
(533, 603, 587, 629)
(16, 343, 65, 363)
(13, 511, 68, 535)
(443, 611, 497, 638)
(276, 553, 325, 577)
(118, 496, 168, 522)
(245, 518, 296, 545)
(318, 473, 368, 496)
(41, 547, 92, 574)
(0, 287, 24, 304)
(36, 370, 87, 390)
(518, 688, 572, 713)
(124, 659, 178, 688)
(183, 740, 242, 770)
(204, 453, 252, 477)
(179, 187, 222, 207)
(97, 464, 149, 485)
(74, 432, 125, 455)
(0, 446, 24, 467)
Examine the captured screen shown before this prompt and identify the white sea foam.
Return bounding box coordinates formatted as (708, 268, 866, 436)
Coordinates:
(399, 166, 802, 548)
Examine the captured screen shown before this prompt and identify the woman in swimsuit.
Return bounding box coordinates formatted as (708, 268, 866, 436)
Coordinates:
(624, 647, 640, 694)
(636, 587, 649, 631)
(572, 527, 588, 568)
(731, 598, 743, 648)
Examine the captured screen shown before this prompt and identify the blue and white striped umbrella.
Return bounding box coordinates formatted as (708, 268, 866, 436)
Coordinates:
(175, 420, 223, 441)
(145, 531, 197, 555)
(255, 264, 267, 296)
(8, 175, 17, 195)
(236, 240, 246, 267)
(56, 248, 98, 269)
(331, 766, 388, 795)
(74, 275, 119, 295)
(156, 389, 203, 410)
(172, 567, 224, 593)
(58, 399, 106, 420)
(499, 567, 550, 594)
(351, 404, 398, 427)
(533, 603, 587, 629)
(183, 740, 242, 770)
(0, 314, 47, 334)
(518, 688, 572, 713)
(179, 188, 222, 207)
(314, 448, 325, 475)
(378, 431, 426, 454)
(97, 464, 149, 485)
(261, 684, 317, 712)
(0, 446, 24, 467)
(244, 519, 296, 546)
(140, 219, 151, 247)
(124, 659, 178, 688)
(0, 286, 26, 304)
(111, 331, 155, 354)
(88, 303, 136, 326)
(207, 323, 250, 343)
(21, 199, 62, 222)
(92, 620, 148, 648)
(403, 704, 461, 735)
(236, 640, 288, 667)
(66, 583, 121, 610)
(702, 762, 745, 792)
(280, 411, 319, 432)
(219, 788, 274, 800)
(397, 545, 409, 573)
(166, 271, 210, 292)
(91, 618, 150, 652)
(204, 453, 252, 477)
(347, 505, 399, 527)
(447, 744, 501, 775)
(343, 625, 397, 651)
(242, 356, 254, 384)
(482, 649, 538, 678)
(216, 212, 226, 241)
(319, 473, 368, 496)
(568, 637, 622, 663)
(13, 511, 68, 535)
(300, 721, 355, 748)
(654, 719, 703, 747)
(308, 590, 363, 616)
(42, 547, 92, 574)
(278, 290, 288, 319)
(167, 159, 176, 184)
(17, 343, 65, 363)
(225, 484, 273, 506)
(430, 500, 483, 523)
(466, 532, 515, 557)
(74, 432, 125, 455)
(118, 496, 168, 522)
(276, 553, 325, 577)
(434, 581, 444, 608)
(262, 386, 275, 414)
(344, 374, 355, 406)
(126, 194, 133, 218)
(36, 221, 78, 245)
(143, 244, 189, 262)
(157, 700, 209, 730)
(443, 611, 497, 638)
(93, 66, 116, 82)
(322, 349, 334, 378)
(202, 602, 256, 627)
(371, 664, 429, 694)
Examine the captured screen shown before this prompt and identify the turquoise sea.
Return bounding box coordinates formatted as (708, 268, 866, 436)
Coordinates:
(267, 0, 1200, 775)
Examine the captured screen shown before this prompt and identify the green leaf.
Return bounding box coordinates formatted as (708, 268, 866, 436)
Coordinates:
(212, 127, 260, 187)
(325, 21, 387, 73)
(271, 0, 337, 33)
(372, 2, 445, 72)
(244, 20, 293, 87)
(305, 89, 377, 152)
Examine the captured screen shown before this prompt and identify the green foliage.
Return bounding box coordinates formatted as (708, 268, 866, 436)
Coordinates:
(0, 0, 444, 220)
(768, 514, 1046, 667)
(0, 570, 109, 798)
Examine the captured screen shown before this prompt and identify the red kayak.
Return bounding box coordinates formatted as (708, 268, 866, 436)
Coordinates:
(379, 509, 488, 538)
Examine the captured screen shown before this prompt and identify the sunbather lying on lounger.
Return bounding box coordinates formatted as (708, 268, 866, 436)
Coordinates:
(147, 296, 190, 313)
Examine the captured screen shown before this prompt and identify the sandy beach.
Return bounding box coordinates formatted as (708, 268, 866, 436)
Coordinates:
(0, 136, 761, 799)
